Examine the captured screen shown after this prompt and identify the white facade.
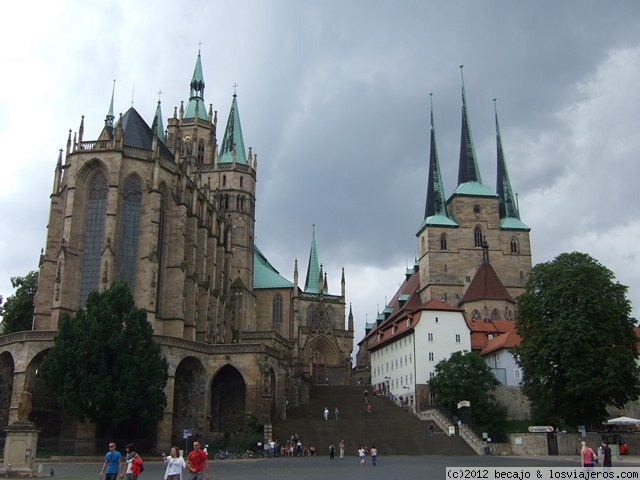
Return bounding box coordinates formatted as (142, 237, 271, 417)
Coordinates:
(484, 348, 522, 387)
(370, 307, 471, 407)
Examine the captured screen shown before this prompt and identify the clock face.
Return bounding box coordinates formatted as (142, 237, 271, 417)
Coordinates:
(182, 133, 192, 143)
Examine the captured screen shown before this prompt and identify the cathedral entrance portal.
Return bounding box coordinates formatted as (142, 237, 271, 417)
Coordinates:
(210, 365, 246, 447)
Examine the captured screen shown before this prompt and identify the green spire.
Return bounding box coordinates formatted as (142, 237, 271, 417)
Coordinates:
(494, 99, 519, 220)
(105, 79, 115, 129)
(152, 94, 165, 141)
(184, 49, 208, 121)
(304, 225, 321, 294)
(218, 92, 247, 164)
(457, 66, 482, 185)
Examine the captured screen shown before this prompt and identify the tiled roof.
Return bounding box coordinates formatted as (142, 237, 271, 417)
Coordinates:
(119, 107, 174, 160)
(480, 329, 521, 355)
(467, 318, 516, 350)
(253, 246, 293, 289)
(461, 262, 515, 304)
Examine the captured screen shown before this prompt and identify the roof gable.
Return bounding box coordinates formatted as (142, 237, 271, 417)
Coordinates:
(461, 261, 515, 304)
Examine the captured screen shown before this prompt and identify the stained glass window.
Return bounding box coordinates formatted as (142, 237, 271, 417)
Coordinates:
(79, 173, 107, 306)
(115, 176, 142, 291)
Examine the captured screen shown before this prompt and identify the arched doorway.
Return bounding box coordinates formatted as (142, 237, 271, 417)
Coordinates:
(173, 357, 207, 445)
(26, 350, 64, 438)
(210, 365, 246, 448)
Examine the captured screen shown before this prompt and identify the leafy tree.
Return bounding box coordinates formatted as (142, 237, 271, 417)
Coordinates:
(515, 252, 640, 427)
(40, 282, 168, 433)
(0, 271, 38, 335)
(429, 350, 506, 432)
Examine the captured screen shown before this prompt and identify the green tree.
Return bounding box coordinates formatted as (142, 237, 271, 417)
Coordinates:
(40, 282, 168, 433)
(0, 271, 38, 335)
(515, 252, 640, 427)
(429, 350, 506, 432)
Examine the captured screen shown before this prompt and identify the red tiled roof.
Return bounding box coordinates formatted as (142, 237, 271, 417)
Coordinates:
(467, 318, 516, 351)
(480, 330, 521, 355)
(461, 262, 515, 304)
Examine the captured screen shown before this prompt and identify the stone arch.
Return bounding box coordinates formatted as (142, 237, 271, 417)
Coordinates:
(210, 365, 246, 446)
(305, 336, 341, 385)
(172, 356, 207, 445)
(26, 349, 64, 438)
(0, 351, 15, 432)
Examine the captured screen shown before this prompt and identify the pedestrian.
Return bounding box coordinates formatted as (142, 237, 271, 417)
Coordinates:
(428, 422, 434, 437)
(334, 407, 339, 420)
(367, 402, 372, 415)
(339, 440, 345, 460)
(358, 446, 365, 466)
(364, 389, 368, 404)
(323, 406, 329, 421)
(370, 446, 378, 466)
(186, 440, 210, 480)
(329, 444, 335, 460)
(98, 441, 121, 480)
(163, 446, 186, 480)
(580, 441, 596, 469)
(120, 444, 143, 480)
(601, 441, 612, 469)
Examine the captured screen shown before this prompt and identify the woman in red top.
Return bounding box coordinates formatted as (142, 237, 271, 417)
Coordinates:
(580, 441, 596, 468)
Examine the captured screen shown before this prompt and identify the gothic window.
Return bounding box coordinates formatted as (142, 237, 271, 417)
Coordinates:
(79, 172, 108, 306)
(421, 236, 426, 253)
(272, 294, 283, 324)
(115, 176, 142, 291)
(471, 309, 482, 321)
(505, 306, 514, 320)
(222, 175, 227, 187)
(510, 236, 519, 254)
(156, 187, 169, 314)
(491, 308, 501, 320)
(197, 139, 205, 164)
(224, 194, 229, 210)
(240, 177, 243, 188)
(440, 233, 447, 250)
(307, 305, 317, 327)
(474, 226, 483, 247)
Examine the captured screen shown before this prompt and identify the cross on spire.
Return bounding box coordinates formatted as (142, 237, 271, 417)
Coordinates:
(157, 89, 163, 102)
(233, 83, 239, 96)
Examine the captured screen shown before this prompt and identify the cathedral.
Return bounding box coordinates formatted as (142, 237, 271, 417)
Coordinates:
(0, 51, 353, 451)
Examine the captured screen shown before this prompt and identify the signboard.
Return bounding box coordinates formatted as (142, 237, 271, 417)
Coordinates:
(457, 400, 471, 409)
(183, 428, 193, 439)
(527, 426, 554, 433)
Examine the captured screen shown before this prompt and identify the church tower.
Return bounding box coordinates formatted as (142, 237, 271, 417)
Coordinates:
(417, 68, 532, 316)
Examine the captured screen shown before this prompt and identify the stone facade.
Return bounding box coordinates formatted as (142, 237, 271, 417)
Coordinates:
(0, 53, 353, 452)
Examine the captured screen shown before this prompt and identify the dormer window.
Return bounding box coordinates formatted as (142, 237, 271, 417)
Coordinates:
(406, 318, 410, 327)
(392, 326, 396, 335)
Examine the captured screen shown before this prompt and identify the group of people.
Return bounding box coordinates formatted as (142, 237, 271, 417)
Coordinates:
(323, 406, 340, 420)
(580, 440, 612, 469)
(357, 445, 378, 466)
(99, 440, 210, 480)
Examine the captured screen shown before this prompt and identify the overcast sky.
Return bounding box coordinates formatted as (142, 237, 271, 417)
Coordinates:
(1, 1, 640, 344)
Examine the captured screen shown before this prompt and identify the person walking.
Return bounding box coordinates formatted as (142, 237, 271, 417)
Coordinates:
(186, 440, 210, 480)
(98, 442, 121, 480)
(323, 407, 329, 421)
(163, 446, 186, 480)
(601, 441, 612, 470)
(580, 441, 596, 469)
(329, 444, 335, 460)
(370, 446, 378, 466)
(358, 446, 365, 466)
(339, 440, 345, 460)
(367, 402, 372, 415)
(428, 422, 434, 437)
(334, 407, 339, 420)
(120, 444, 143, 480)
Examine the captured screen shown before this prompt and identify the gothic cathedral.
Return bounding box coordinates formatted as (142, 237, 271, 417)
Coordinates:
(0, 51, 353, 451)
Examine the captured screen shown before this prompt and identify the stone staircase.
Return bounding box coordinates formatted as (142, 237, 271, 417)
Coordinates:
(271, 385, 477, 456)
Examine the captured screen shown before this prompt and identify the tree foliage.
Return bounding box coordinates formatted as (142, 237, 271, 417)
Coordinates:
(40, 282, 168, 431)
(0, 271, 38, 335)
(515, 252, 640, 427)
(429, 350, 506, 431)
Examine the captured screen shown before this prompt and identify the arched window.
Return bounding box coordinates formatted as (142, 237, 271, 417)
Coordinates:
(440, 233, 447, 250)
(155, 186, 169, 314)
(79, 172, 108, 306)
(510, 236, 519, 254)
(474, 226, 483, 247)
(116, 176, 142, 291)
(272, 294, 283, 324)
(222, 175, 226, 187)
(197, 139, 205, 164)
(421, 236, 426, 253)
(491, 308, 501, 320)
(471, 309, 482, 321)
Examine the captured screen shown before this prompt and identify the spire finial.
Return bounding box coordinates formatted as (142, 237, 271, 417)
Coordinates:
(158, 89, 163, 103)
(131, 82, 135, 107)
(198, 41, 203, 54)
(233, 83, 239, 97)
(105, 79, 116, 128)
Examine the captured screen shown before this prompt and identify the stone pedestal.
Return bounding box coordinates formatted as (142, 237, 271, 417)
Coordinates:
(1, 421, 39, 477)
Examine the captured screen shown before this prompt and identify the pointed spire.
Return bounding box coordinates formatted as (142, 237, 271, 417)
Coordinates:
(424, 93, 449, 219)
(304, 225, 321, 293)
(218, 91, 247, 164)
(105, 80, 116, 129)
(457, 66, 482, 185)
(184, 49, 208, 121)
(348, 303, 354, 331)
(494, 99, 520, 220)
(152, 90, 165, 141)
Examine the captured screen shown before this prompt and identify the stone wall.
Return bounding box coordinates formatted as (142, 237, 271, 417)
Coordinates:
(494, 386, 530, 420)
